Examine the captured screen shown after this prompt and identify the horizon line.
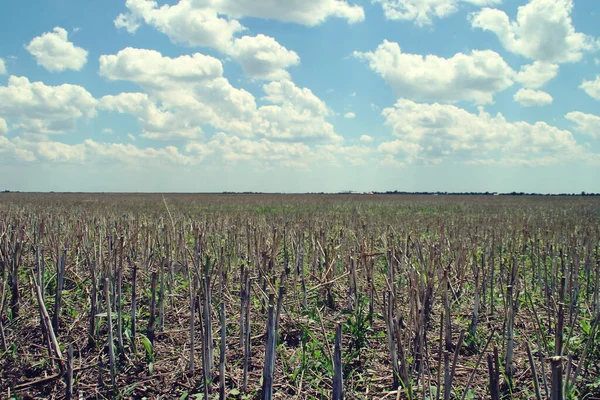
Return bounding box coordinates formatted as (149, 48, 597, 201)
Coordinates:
(2, 190, 599, 197)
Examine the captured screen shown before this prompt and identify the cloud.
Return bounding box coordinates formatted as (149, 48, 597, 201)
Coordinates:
(261, 80, 329, 116)
(228, 34, 300, 80)
(378, 98, 586, 165)
(99, 92, 204, 141)
(185, 133, 371, 168)
(354, 40, 514, 104)
(184, 141, 212, 158)
(374, 0, 500, 26)
(0, 76, 96, 135)
(28, 140, 86, 163)
(116, 0, 243, 49)
(0, 136, 37, 162)
(203, 132, 311, 167)
(1, 131, 370, 170)
(0, 58, 6, 75)
(102, 128, 113, 134)
(99, 48, 340, 143)
(515, 61, 559, 89)
(378, 140, 424, 166)
(25, 27, 88, 72)
(258, 80, 341, 141)
(99, 48, 255, 136)
(190, 0, 365, 26)
(5, 136, 197, 165)
(99, 47, 223, 90)
(360, 134, 373, 142)
(344, 112, 356, 119)
(115, 0, 300, 80)
(471, 0, 597, 63)
(0, 118, 7, 135)
(580, 76, 600, 100)
(114, 11, 141, 33)
(565, 111, 600, 139)
(513, 88, 553, 107)
(82, 139, 195, 165)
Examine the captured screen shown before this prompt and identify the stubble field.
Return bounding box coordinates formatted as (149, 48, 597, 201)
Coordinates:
(0, 192, 599, 399)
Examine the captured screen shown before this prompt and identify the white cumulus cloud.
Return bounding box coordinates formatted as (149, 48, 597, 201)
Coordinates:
(205, 132, 311, 167)
(513, 88, 553, 107)
(0, 118, 7, 135)
(184, 133, 371, 169)
(114, 0, 300, 80)
(190, 0, 365, 26)
(0, 136, 37, 162)
(5, 136, 197, 166)
(0, 58, 6, 75)
(471, 0, 597, 63)
(99, 48, 340, 143)
(515, 61, 560, 89)
(580, 76, 600, 100)
(344, 112, 356, 119)
(378, 140, 424, 166)
(0, 76, 96, 135)
(116, 0, 243, 49)
(229, 34, 300, 80)
(258, 80, 340, 141)
(99, 92, 204, 141)
(99, 47, 223, 90)
(379, 98, 585, 165)
(565, 111, 600, 139)
(354, 40, 514, 104)
(25, 27, 88, 72)
(360, 134, 374, 142)
(374, 0, 500, 27)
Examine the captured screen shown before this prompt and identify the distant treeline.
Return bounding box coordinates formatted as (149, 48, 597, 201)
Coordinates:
(2, 190, 599, 196)
(373, 190, 600, 196)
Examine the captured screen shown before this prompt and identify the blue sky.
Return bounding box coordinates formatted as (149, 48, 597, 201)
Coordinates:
(0, 0, 599, 193)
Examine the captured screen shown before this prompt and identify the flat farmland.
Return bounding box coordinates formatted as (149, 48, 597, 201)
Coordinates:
(0, 193, 599, 399)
